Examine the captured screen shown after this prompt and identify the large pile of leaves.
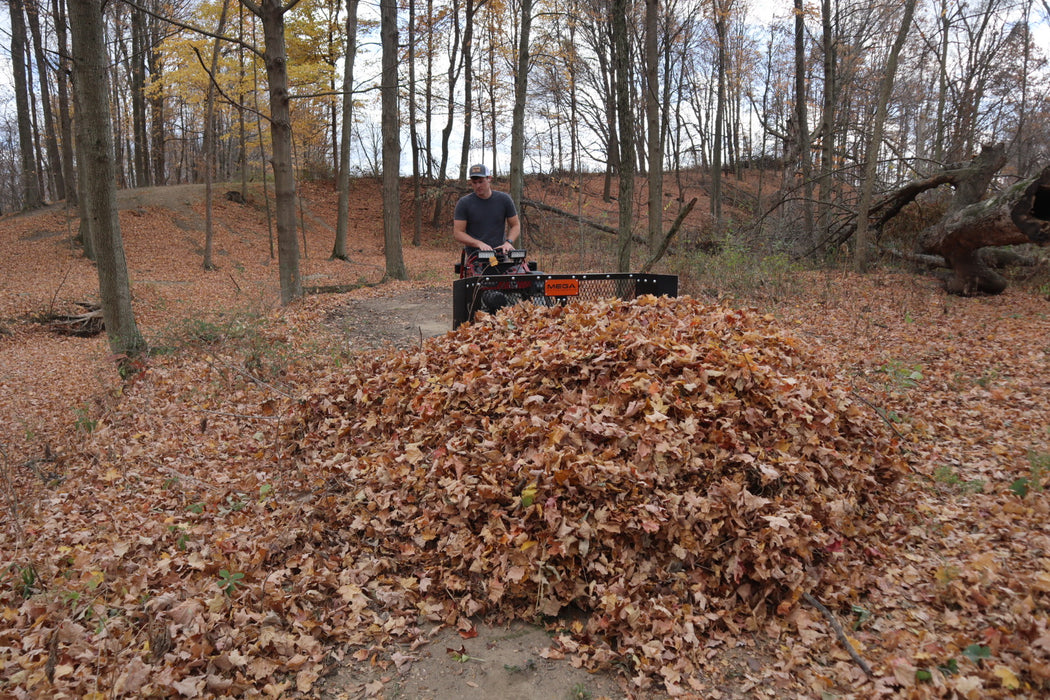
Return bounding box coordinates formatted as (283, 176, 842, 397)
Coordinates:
(286, 295, 907, 689)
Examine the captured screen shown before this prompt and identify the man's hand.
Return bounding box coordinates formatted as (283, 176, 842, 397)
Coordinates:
(465, 240, 513, 253)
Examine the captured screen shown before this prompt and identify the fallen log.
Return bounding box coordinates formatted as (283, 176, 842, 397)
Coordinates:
(882, 246, 1040, 271)
(520, 197, 647, 245)
(48, 302, 104, 337)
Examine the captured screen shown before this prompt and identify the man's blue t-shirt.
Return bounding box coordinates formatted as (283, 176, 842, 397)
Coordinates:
(454, 191, 517, 250)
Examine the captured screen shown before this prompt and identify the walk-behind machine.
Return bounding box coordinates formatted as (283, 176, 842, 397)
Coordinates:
(453, 249, 678, 329)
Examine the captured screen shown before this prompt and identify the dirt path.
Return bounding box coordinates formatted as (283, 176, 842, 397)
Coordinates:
(324, 285, 455, 350)
(319, 621, 628, 700)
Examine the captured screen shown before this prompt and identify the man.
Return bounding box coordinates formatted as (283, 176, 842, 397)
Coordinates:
(453, 163, 520, 256)
(453, 164, 526, 311)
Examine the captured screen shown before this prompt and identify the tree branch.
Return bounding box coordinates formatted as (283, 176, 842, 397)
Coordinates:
(190, 46, 271, 123)
(640, 197, 697, 273)
(119, 0, 262, 59)
(520, 197, 646, 245)
(803, 592, 874, 677)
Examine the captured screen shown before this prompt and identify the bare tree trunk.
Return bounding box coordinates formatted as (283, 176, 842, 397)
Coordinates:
(793, 0, 814, 247)
(65, 0, 94, 257)
(381, 0, 407, 279)
(485, 22, 497, 173)
(238, 3, 248, 199)
(408, 0, 423, 246)
(52, 0, 77, 205)
(612, 0, 633, 272)
(933, 0, 949, 163)
(644, 0, 662, 247)
(854, 0, 917, 272)
(203, 0, 230, 271)
(1014, 3, 1031, 174)
(947, 142, 1006, 215)
(249, 11, 275, 259)
(129, 4, 151, 186)
(431, 0, 462, 225)
(148, 0, 166, 185)
(602, 37, 618, 203)
(69, 0, 145, 361)
(109, 27, 128, 188)
(457, 0, 480, 181)
(26, 0, 65, 200)
(333, 0, 360, 259)
(710, 0, 727, 229)
(817, 0, 835, 237)
(245, 0, 302, 305)
(27, 40, 47, 199)
(508, 0, 533, 212)
(74, 122, 95, 258)
(567, 12, 579, 182)
(326, 0, 338, 179)
(423, 0, 435, 179)
(9, 0, 43, 209)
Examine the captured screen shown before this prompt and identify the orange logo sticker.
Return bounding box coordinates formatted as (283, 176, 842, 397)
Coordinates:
(544, 279, 580, 296)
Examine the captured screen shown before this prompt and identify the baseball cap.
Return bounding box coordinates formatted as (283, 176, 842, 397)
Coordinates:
(468, 163, 491, 178)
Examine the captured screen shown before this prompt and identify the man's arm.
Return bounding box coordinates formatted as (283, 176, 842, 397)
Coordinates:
(454, 218, 494, 251)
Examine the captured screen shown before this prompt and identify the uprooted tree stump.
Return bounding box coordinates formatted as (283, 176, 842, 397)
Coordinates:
(919, 157, 1050, 295)
(869, 143, 1050, 295)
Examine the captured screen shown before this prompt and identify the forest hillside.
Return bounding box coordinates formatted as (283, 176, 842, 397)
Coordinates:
(2, 176, 1050, 698)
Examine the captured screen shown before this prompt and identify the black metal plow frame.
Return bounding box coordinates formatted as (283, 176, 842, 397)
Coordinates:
(452, 273, 679, 329)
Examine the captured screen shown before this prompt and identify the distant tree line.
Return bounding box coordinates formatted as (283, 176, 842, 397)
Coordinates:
(2, 0, 1049, 314)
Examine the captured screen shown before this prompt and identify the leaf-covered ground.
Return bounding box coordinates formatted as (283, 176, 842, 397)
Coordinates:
(2, 181, 1050, 698)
